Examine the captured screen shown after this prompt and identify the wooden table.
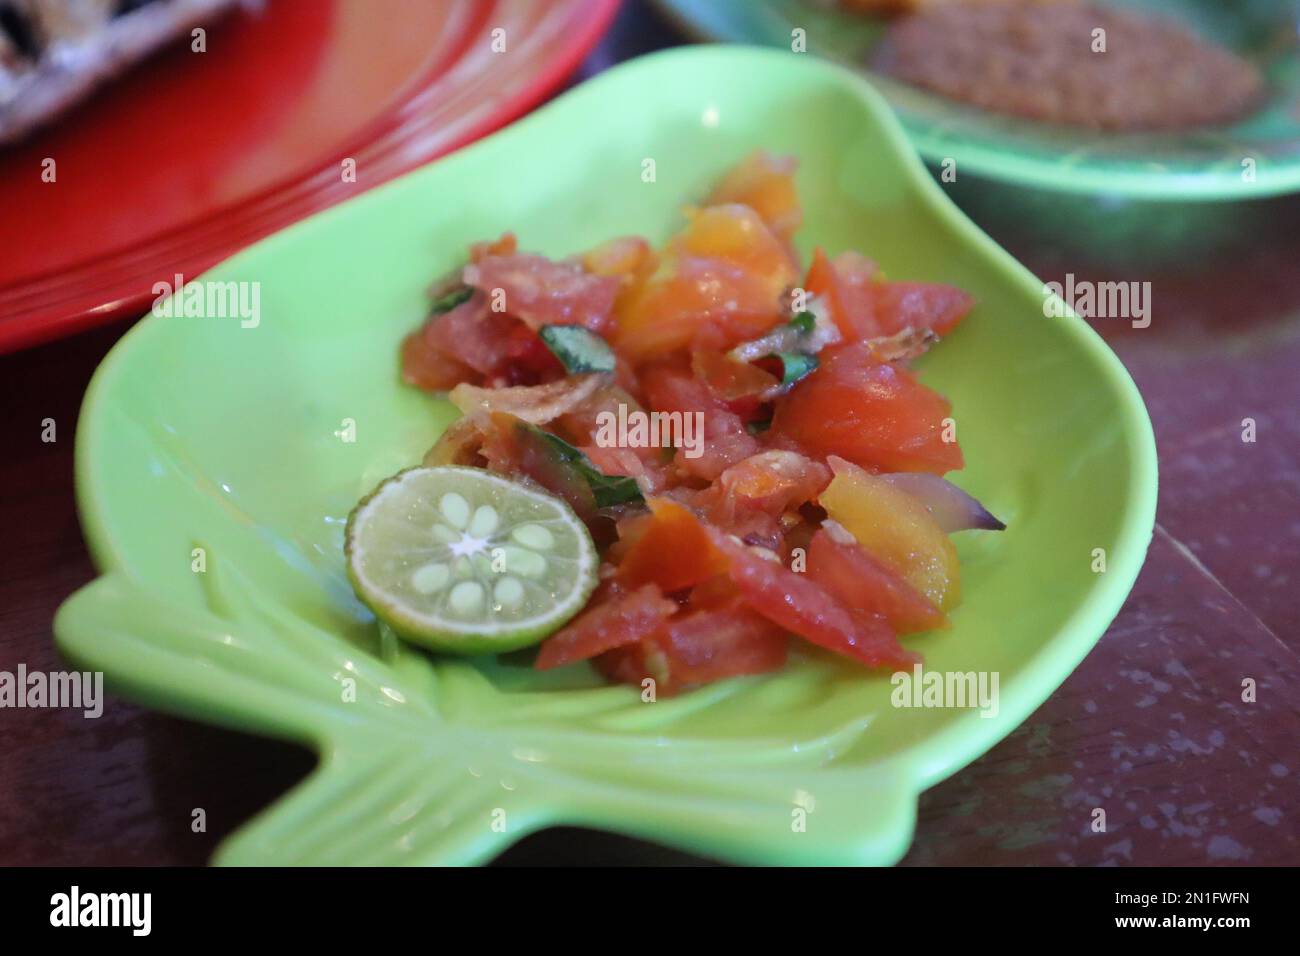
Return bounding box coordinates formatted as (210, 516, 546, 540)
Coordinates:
(2, 2, 1296, 866)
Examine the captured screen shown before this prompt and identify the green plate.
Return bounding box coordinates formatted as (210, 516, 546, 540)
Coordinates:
(654, 0, 1300, 199)
(54, 46, 1157, 866)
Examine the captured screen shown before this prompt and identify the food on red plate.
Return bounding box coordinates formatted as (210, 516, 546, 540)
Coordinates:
(394, 149, 1002, 693)
(0, 0, 241, 144)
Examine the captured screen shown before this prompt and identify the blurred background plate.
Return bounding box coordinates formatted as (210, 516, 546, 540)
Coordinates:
(653, 0, 1300, 197)
(653, 0, 1300, 268)
(0, 0, 619, 352)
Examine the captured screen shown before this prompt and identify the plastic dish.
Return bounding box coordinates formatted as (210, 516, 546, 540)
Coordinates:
(55, 46, 1157, 866)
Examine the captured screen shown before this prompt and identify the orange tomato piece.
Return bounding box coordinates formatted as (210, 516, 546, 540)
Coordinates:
(535, 582, 678, 670)
(705, 151, 803, 243)
(807, 527, 947, 634)
(613, 205, 796, 362)
(582, 235, 657, 282)
(770, 342, 963, 475)
(691, 349, 779, 419)
(803, 246, 972, 341)
(817, 455, 961, 610)
(616, 498, 731, 593)
(714, 450, 831, 517)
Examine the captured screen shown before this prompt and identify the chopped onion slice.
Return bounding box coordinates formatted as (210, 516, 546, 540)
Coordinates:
(879, 473, 1006, 532)
(728, 296, 841, 364)
(448, 374, 604, 425)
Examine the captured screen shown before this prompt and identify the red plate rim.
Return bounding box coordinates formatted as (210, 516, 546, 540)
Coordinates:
(0, 0, 622, 354)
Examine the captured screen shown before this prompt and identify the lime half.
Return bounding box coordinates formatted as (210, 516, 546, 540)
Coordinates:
(345, 466, 599, 654)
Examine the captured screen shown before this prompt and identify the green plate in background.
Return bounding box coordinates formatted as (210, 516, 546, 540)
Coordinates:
(54, 46, 1156, 866)
(655, 0, 1300, 198)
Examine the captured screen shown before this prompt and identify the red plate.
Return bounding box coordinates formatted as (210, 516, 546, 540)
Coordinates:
(0, 0, 619, 352)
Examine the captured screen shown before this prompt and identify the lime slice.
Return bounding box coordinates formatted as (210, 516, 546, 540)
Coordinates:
(345, 466, 599, 654)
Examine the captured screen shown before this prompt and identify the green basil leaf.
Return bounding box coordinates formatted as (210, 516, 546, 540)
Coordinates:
(788, 309, 816, 335)
(531, 427, 644, 509)
(429, 285, 473, 316)
(772, 351, 819, 386)
(539, 324, 617, 374)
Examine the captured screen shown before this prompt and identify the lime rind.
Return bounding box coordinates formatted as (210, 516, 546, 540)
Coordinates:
(345, 466, 599, 654)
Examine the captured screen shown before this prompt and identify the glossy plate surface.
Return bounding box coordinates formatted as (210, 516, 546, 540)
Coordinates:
(655, 0, 1300, 199)
(0, 0, 618, 352)
(55, 46, 1157, 866)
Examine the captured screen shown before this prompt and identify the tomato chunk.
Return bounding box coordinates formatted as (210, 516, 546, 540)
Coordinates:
(712, 531, 915, 669)
(400, 327, 476, 391)
(691, 349, 778, 419)
(803, 248, 972, 342)
(465, 253, 621, 334)
(641, 360, 761, 481)
(616, 498, 731, 593)
(595, 598, 789, 694)
(804, 247, 879, 340)
(478, 413, 598, 521)
(582, 236, 657, 285)
(818, 455, 961, 610)
(613, 205, 796, 362)
(806, 528, 947, 633)
(704, 151, 802, 244)
(873, 282, 973, 339)
(535, 582, 678, 670)
(714, 450, 831, 517)
(770, 342, 963, 475)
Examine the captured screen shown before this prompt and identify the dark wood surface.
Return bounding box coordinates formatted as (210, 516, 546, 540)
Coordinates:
(2, 1, 1297, 866)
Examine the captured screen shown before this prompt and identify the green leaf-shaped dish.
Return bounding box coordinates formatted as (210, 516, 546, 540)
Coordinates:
(54, 46, 1157, 866)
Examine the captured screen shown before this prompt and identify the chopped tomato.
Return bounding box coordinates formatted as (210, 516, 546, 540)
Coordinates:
(713, 450, 831, 517)
(616, 498, 731, 593)
(803, 248, 972, 342)
(464, 253, 621, 334)
(641, 361, 760, 481)
(670, 204, 799, 279)
(553, 381, 641, 442)
(653, 603, 789, 686)
(709, 531, 915, 669)
(397, 150, 993, 693)
(872, 282, 973, 339)
(400, 326, 477, 391)
(807, 528, 947, 633)
(582, 236, 658, 288)
(804, 247, 877, 339)
(596, 600, 788, 693)
(551, 381, 669, 490)
(683, 573, 742, 610)
(469, 232, 518, 262)
(613, 205, 797, 362)
(705, 150, 802, 243)
(611, 500, 911, 669)
(422, 416, 487, 467)
(691, 350, 779, 419)
(770, 342, 963, 475)
(613, 258, 786, 361)
(478, 412, 598, 521)
(418, 294, 562, 385)
(579, 444, 647, 479)
(818, 455, 961, 610)
(535, 582, 678, 670)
